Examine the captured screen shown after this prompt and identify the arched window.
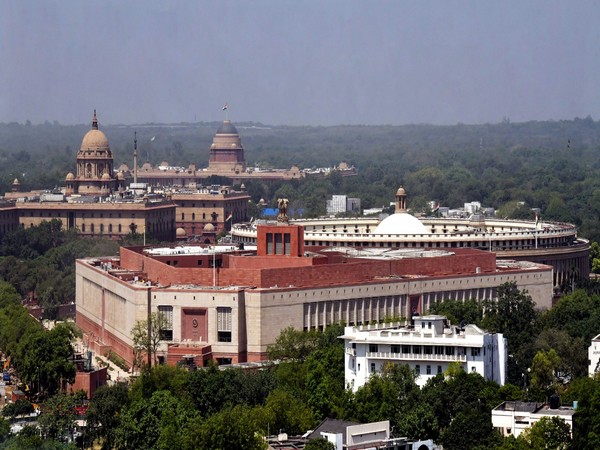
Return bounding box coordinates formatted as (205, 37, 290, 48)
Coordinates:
(192, 213, 195, 220)
(108, 224, 113, 233)
(118, 224, 122, 233)
(82, 224, 86, 232)
(91, 224, 95, 233)
(100, 224, 104, 233)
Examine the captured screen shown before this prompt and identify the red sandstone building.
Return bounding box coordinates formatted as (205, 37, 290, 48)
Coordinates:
(76, 221, 553, 368)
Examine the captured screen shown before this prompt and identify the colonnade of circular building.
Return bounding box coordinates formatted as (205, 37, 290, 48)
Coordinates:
(232, 187, 589, 291)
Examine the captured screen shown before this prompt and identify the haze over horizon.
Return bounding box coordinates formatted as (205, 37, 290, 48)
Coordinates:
(1, 0, 599, 127)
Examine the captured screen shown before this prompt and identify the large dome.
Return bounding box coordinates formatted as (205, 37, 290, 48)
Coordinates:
(81, 129, 109, 151)
(80, 111, 110, 152)
(216, 120, 238, 135)
(374, 212, 430, 235)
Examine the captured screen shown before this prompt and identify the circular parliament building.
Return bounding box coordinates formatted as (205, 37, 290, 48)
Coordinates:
(231, 187, 590, 291)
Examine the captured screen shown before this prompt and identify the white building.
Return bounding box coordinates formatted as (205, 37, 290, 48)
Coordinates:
(588, 334, 600, 376)
(341, 315, 507, 390)
(308, 419, 390, 450)
(464, 201, 482, 215)
(492, 401, 575, 438)
(327, 195, 361, 215)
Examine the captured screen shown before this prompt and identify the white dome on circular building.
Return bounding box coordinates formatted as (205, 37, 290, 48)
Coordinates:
(374, 185, 429, 235)
(374, 212, 429, 235)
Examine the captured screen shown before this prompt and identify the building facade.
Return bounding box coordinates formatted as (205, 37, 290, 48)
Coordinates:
(232, 187, 589, 292)
(341, 315, 507, 390)
(327, 195, 361, 215)
(76, 222, 552, 368)
(492, 401, 575, 438)
(172, 187, 249, 242)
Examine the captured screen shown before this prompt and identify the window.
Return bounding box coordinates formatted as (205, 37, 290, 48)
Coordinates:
(369, 344, 378, 353)
(391, 345, 400, 354)
(275, 233, 283, 254)
(217, 307, 232, 342)
(413, 345, 421, 354)
(402, 345, 411, 354)
(424, 346, 433, 355)
(426, 365, 431, 375)
(471, 366, 476, 372)
(415, 365, 421, 374)
(158, 306, 173, 341)
(370, 363, 376, 373)
(82, 223, 86, 232)
(471, 348, 481, 357)
(437, 365, 443, 374)
(118, 224, 122, 233)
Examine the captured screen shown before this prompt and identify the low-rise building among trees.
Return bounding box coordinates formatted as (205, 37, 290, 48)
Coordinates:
(341, 315, 507, 390)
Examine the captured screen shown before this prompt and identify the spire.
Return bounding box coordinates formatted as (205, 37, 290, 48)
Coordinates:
(92, 110, 98, 130)
(395, 185, 407, 213)
(133, 131, 138, 184)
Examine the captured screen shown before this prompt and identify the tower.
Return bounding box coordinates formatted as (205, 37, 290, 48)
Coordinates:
(208, 120, 245, 174)
(66, 111, 116, 196)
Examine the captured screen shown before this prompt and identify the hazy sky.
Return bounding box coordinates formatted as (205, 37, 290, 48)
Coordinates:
(1, 0, 599, 126)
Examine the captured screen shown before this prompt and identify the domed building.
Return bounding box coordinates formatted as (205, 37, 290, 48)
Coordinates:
(231, 185, 590, 292)
(374, 186, 430, 235)
(65, 111, 124, 196)
(208, 120, 245, 174)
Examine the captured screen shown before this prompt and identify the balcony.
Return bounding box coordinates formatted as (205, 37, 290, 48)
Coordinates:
(345, 347, 356, 356)
(366, 351, 467, 362)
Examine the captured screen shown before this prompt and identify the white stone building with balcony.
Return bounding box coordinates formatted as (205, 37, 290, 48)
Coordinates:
(341, 315, 507, 390)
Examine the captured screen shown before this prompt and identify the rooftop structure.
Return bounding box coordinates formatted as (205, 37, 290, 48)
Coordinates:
(492, 400, 575, 438)
(341, 315, 507, 390)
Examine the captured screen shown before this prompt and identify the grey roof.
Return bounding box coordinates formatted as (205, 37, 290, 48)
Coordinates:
(308, 418, 359, 444)
(216, 120, 238, 135)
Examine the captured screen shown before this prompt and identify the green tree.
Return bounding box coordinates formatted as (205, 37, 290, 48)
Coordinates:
(267, 326, 321, 362)
(482, 282, 539, 384)
(258, 389, 315, 436)
(114, 390, 198, 450)
(131, 312, 169, 370)
(304, 438, 336, 450)
(529, 349, 561, 398)
(86, 383, 130, 450)
(351, 363, 420, 431)
(397, 402, 438, 441)
(567, 375, 600, 449)
(37, 393, 77, 440)
(15, 323, 77, 397)
(518, 416, 571, 450)
(190, 404, 267, 450)
(428, 298, 483, 325)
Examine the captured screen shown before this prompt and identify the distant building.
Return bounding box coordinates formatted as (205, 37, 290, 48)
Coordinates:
(464, 201, 481, 215)
(326, 195, 361, 215)
(341, 315, 507, 390)
(492, 401, 575, 438)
